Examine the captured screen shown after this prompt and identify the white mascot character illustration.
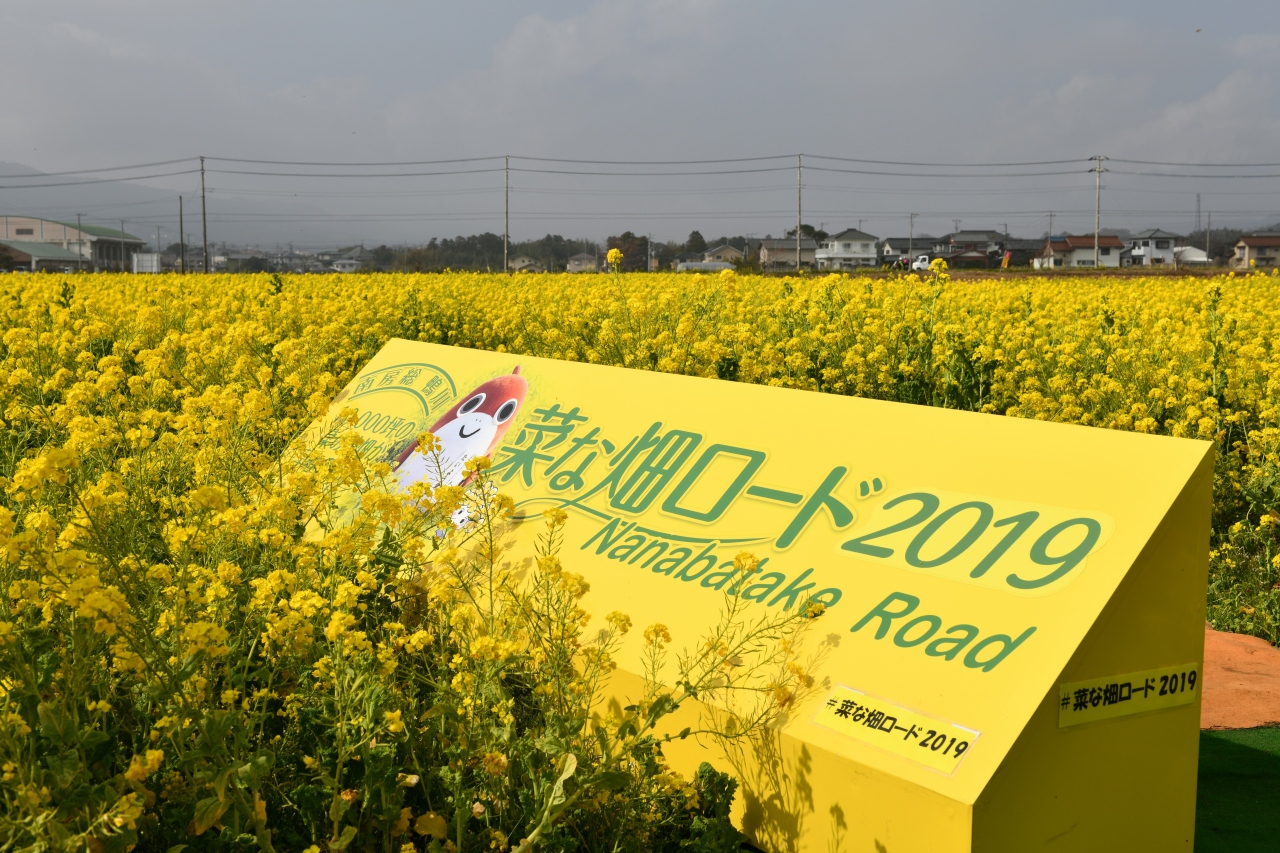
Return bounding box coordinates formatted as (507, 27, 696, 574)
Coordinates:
(392, 367, 528, 493)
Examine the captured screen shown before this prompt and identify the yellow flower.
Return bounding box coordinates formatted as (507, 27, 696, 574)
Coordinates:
(384, 709, 405, 733)
(481, 751, 508, 776)
(124, 749, 164, 782)
(643, 623, 672, 649)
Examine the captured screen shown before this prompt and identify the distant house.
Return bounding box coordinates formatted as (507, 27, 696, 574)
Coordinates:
(880, 237, 930, 265)
(1127, 229, 1181, 266)
(508, 255, 537, 271)
(1003, 239, 1045, 267)
(512, 258, 547, 273)
(702, 244, 743, 264)
(331, 245, 374, 273)
(1034, 234, 1125, 268)
(815, 229, 878, 269)
(758, 237, 817, 270)
(566, 252, 597, 273)
(933, 231, 1005, 268)
(1232, 233, 1280, 269)
(670, 251, 703, 270)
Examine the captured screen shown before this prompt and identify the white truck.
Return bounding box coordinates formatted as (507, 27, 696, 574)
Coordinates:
(894, 254, 932, 271)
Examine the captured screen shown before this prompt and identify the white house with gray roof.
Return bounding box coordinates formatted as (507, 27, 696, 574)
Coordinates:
(816, 228, 879, 269)
(1127, 229, 1181, 266)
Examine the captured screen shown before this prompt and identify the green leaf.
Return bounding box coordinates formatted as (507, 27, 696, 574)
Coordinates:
(591, 770, 631, 792)
(549, 753, 577, 808)
(212, 767, 235, 802)
(328, 825, 358, 851)
(37, 704, 73, 746)
(167, 845, 189, 853)
(192, 796, 230, 835)
(678, 727, 692, 740)
(45, 750, 80, 789)
(80, 730, 110, 751)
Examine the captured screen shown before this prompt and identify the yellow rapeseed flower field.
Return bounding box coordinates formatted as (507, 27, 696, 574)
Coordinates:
(0, 270, 826, 852)
(1, 267, 1278, 852)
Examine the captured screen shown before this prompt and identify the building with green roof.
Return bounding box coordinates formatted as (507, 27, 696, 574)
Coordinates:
(1, 215, 145, 271)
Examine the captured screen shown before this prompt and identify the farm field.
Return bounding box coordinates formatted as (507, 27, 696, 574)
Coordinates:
(3, 268, 1280, 851)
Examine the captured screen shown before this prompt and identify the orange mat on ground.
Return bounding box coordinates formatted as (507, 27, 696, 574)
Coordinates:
(1201, 624, 1280, 730)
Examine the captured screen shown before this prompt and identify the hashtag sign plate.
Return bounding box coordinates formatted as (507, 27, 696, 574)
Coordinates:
(811, 685, 981, 776)
(1058, 663, 1201, 728)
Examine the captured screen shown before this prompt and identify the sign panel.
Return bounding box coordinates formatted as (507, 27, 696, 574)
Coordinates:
(1058, 663, 1200, 727)
(307, 339, 1214, 852)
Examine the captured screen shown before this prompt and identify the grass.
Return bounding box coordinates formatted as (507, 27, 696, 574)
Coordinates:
(1196, 728, 1280, 851)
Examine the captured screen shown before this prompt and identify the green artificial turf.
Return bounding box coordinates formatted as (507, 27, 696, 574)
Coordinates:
(1196, 727, 1280, 851)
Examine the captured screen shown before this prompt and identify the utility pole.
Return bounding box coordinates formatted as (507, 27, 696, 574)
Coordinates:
(1046, 211, 1054, 266)
(908, 213, 916, 261)
(796, 154, 803, 272)
(953, 219, 961, 234)
(119, 220, 127, 272)
(76, 213, 85, 270)
(156, 227, 161, 269)
(1195, 193, 1201, 233)
(858, 218, 864, 232)
(1091, 155, 1108, 268)
(1206, 211, 1212, 262)
(503, 155, 509, 274)
(200, 156, 209, 273)
(179, 196, 185, 273)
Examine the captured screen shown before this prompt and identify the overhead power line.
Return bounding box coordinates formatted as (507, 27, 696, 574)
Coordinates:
(0, 157, 196, 179)
(510, 155, 791, 165)
(0, 169, 200, 189)
(1111, 158, 1280, 167)
(509, 166, 795, 176)
(207, 167, 506, 178)
(807, 166, 1089, 179)
(205, 155, 503, 166)
(1110, 169, 1280, 179)
(807, 155, 1086, 167)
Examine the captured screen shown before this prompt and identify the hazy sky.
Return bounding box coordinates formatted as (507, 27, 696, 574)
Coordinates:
(2, 0, 1279, 247)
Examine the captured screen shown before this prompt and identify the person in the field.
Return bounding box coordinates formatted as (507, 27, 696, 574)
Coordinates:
(392, 367, 528, 493)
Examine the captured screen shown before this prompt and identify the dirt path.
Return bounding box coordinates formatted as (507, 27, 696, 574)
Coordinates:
(1201, 624, 1280, 730)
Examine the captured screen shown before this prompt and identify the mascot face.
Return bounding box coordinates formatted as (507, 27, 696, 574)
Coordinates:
(429, 371, 527, 470)
(395, 368, 528, 491)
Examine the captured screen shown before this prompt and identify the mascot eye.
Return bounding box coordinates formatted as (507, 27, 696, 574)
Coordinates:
(495, 399, 518, 424)
(458, 393, 485, 415)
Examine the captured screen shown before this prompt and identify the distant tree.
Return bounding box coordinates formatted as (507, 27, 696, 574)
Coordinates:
(606, 231, 650, 271)
(655, 241, 681, 270)
(370, 245, 395, 270)
(785, 224, 828, 244)
(685, 231, 707, 254)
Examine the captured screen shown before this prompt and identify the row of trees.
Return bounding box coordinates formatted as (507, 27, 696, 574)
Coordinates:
(390, 234, 600, 272)
(375, 231, 760, 273)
